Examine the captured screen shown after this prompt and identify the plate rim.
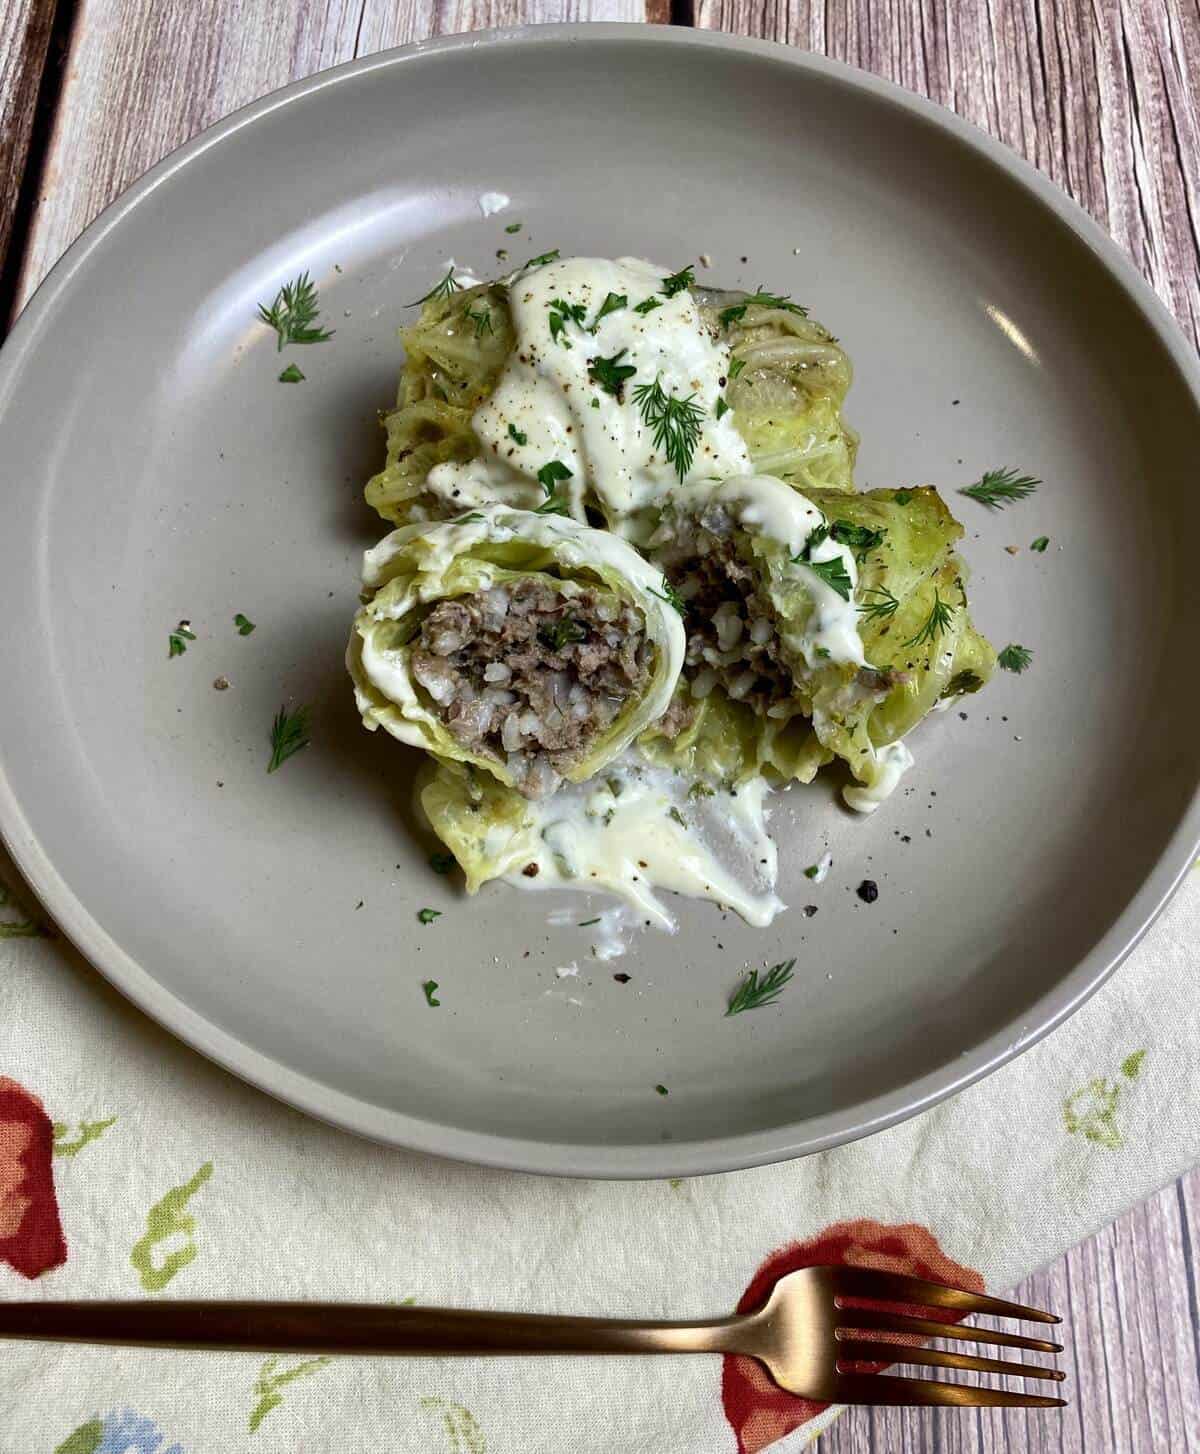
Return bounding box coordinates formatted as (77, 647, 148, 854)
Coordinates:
(2, 22, 1199, 1178)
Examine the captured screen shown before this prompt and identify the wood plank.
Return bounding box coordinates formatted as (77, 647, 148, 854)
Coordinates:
(0, 0, 57, 284)
(14, 0, 653, 311)
(696, 0, 1200, 349)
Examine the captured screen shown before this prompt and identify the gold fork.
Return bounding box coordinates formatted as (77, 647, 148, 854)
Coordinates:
(0, 1268, 1065, 1408)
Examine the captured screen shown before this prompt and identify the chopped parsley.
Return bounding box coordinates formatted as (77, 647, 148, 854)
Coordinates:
(257, 272, 334, 349)
(591, 292, 627, 329)
(660, 265, 695, 297)
(588, 349, 637, 398)
(688, 781, 715, 799)
(522, 249, 560, 271)
(168, 621, 196, 658)
(422, 979, 440, 1006)
(803, 864, 821, 879)
(267, 704, 310, 773)
(233, 613, 256, 635)
(538, 617, 587, 650)
(632, 378, 705, 481)
(655, 1084, 669, 1096)
(505, 222, 523, 233)
(943, 669, 985, 697)
(417, 907, 442, 925)
(893, 489, 914, 505)
(728, 357, 746, 379)
(667, 806, 687, 828)
(533, 492, 570, 516)
(902, 589, 955, 648)
(548, 296, 587, 346)
(726, 959, 796, 1016)
(464, 305, 493, 339)
(277, 363, 305, 383)
(430, 852, 456, 874)
(858, 586, 900, 622)
(1031, 535, 1050, 552)
(997, 643, 1034, 673)
(649, 575, 686, 615)
(830, 520, 887, 555)
(406, 267, 461, 308)
(715, 397, 730, 420)
(507, 423, 528, 445)
(633, 297, 663, 316)
(799, 554, 852, 601)
(960, 467, 1040, 509)
(536, 460, 573, 497)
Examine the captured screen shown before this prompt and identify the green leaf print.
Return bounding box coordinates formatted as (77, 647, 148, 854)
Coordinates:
(54, 1420, 104, 1454)
(52, 1117, 117, 1157)
(1063, 1050, 1147, 1149)
(419, 1397, 486, 1453)
(248, 1354, 332, 1432)
(130, 1161, 213, 1291)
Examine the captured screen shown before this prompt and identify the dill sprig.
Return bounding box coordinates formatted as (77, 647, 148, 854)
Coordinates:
(649, 575, 686, 615)
(858, 586, 900, 622)
(660, 265, 695, 297)
(633, 378, 705, 481)
(719, 289, 808, 328)
(464, 305, 493, 339)
(267, 704, 310, 773)
(997, 643, 1034, 673)
(902, 589, 956, 648)
(726, 959, 796, 1016)
(257, 273, 334, 350)
(959, 467, 1040, 509)
(406, 267, 462, 308)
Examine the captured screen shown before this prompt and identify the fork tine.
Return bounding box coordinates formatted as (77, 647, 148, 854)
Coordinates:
(837, 1306, 1062, 1353)
(836, 1338, 1067, 1383)
(831, 1267, 1060, 1323)
(832, 1372, 1067, 1409)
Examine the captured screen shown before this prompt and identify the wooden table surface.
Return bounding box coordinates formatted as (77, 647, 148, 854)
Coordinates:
(2, 2, 1198, 1449)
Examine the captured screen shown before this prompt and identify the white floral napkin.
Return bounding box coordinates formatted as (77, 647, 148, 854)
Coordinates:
(2, 850, 1197, 1453)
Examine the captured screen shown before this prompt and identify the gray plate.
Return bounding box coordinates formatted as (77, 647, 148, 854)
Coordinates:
(2, 27, 1199, 1179)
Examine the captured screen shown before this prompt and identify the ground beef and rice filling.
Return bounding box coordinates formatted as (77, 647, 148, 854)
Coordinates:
(411, 577, 652, 797)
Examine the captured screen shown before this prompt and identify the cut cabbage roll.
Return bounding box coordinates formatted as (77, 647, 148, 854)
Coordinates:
(366, 260, 856, 528)
(644, 477, 994, 805)
(347, 505, 685, 798)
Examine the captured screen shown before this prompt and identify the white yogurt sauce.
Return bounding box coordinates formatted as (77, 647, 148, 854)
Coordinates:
(426, 257, 750, 524)
(496, 753, 783, 931)
(842, 739, 914, 813)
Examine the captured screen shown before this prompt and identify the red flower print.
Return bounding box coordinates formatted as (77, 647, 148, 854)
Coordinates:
(721, 1219, 983, 1453)
(0, 1077, 66, 1279)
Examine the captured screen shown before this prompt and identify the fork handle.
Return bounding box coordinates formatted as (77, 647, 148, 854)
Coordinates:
(0, 1302, 754, 1357)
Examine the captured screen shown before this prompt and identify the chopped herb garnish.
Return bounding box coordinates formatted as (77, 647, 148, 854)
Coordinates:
(831, 520, 887, 554)
(591, 292, 627, 329)
(277, 363, 305, 383)
(649, 575, 686, 615)
(522, 249, 560, 271)
(902, 589, 956, 648)
(533, 492, 570, 516)
(688, 781, 715, 799)
(798, 554, 853, 601)
(858, 586, 900, 622)
(660, 265, 695, 297)
(655, 1084, 669, 1096)
(579, 917, 601, 927)
(718, 289, 808, 330)
(507, 423, 528, 445)
(588, 349, 637, 398)
(997, 643, 1034, 673)
(422, 979, 440, 1006)
(257, 272, 334, 349)
(505, 222, 523, 233)
(632, 378, 705, 482)
(548, 296, 588, 346)
(715, 397, 730, 420)
(1031, 535, 1050, 552)
(893, 489, 914, 505)
(538, 617, 587, 650)
(726, 959, 796, 1016)
(406, 267, 462, 308)
(168, 621, 196, 658)
(464, 305, 494, 339)
(633, 297, 663, 315)
(943, 670, 985, 697)
(804, 864, 820, 879)
(814, 645, 831, 660)
(667, 806, 687, 828)
(233, 613, 256, 635)
(728, 357, 746, 379)
(417, 907, 442, 925)
(430, 852, 456, 874)
(960, 467, 1040, 509)
(590, 398, 600, 409)
(267, 704, 310, 773)
(536, 459, 573, 497)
